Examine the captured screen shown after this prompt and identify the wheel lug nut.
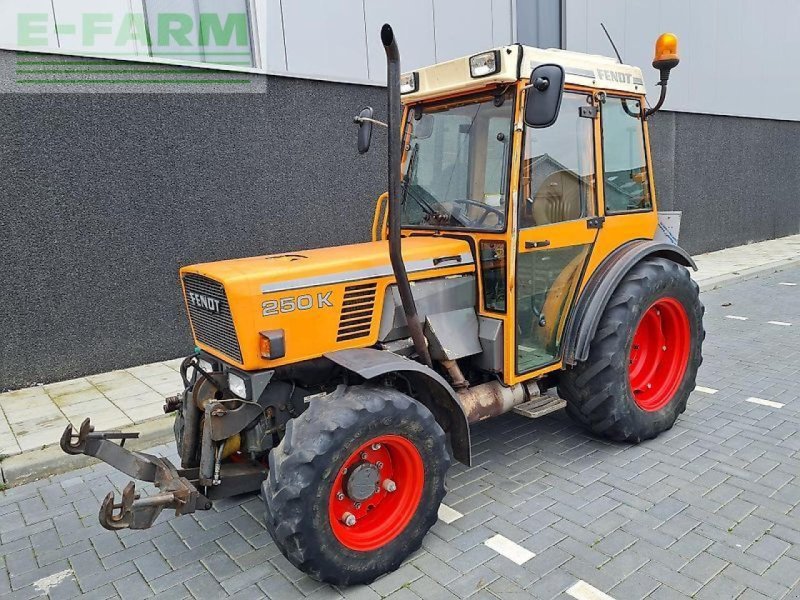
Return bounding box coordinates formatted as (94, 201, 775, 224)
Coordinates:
(336, 492, 344, 501)
(360, 452, 368, 460)
(383, 479, 397, 493)
(371, 443, 381, 450)
(376, 461, 383, 469)
(342, 512, 356, 527)
(354, 502, 361, 509)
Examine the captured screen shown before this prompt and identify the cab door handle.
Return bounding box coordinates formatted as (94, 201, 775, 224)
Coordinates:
(525, 240, 551, 249)
(433, 255, 462, 266)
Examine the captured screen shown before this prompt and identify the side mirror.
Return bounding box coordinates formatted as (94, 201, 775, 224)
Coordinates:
(355, 106, 374, 154)
(524, 64, 565, 129)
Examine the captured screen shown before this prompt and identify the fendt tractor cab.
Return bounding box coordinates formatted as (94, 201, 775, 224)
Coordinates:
(62, 25, 703, 585)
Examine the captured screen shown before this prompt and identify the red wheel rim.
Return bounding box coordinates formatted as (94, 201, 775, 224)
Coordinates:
(328, 435, 424, 551)
(628, 297, 691, 412)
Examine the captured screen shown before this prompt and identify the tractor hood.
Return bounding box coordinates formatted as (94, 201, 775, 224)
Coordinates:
(179, 237, 475, 370)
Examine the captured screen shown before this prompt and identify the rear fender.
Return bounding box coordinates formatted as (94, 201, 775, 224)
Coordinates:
(562, 240, 696, 365)
(325, 348, 471, 466)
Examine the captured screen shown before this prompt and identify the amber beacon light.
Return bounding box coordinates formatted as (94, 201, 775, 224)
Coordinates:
(653, 33, 680, 70)
(644, 33, 680, 119)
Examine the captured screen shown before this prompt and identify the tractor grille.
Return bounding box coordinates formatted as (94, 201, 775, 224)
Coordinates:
(182, 273, 243, 363)
(337, 283, 377, 342)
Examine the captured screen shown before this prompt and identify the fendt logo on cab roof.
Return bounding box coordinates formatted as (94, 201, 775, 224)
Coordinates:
(188, 292, 221, 314)
(597, 69, 633, 84)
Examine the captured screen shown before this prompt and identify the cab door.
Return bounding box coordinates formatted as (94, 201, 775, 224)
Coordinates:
(514, 92, 599, 376)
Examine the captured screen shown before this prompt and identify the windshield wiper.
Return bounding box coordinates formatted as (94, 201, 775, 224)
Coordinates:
(402, 144, 440, 219)
(401, 143, 468, 227)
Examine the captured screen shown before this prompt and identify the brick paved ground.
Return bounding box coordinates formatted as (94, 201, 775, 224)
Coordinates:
(1, 267, 799, 599)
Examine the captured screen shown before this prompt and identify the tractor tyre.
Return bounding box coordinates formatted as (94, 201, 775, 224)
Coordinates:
(559, 257, 704, 442)
(262, 385, 450, 586)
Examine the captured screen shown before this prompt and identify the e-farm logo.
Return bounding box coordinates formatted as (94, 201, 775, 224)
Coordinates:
(13, 10, 256, 87)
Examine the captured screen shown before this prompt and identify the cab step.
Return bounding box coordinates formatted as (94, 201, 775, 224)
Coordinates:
(513, 395, 566, 419)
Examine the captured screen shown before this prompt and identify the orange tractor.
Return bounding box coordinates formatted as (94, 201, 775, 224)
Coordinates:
(62, 25, 703, 585)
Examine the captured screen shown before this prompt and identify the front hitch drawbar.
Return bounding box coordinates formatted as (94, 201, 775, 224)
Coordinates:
(61, 418, 211, 531)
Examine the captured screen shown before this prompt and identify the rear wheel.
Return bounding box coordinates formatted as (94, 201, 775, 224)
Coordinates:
(559, 257, 704, 441)
(262, 385, 449, 585)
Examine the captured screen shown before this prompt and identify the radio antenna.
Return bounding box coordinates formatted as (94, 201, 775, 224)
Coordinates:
(601, 23, 623, 64)
(600, 22, 652, 110)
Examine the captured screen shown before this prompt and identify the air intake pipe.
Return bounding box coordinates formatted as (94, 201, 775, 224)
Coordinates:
(381, 24, 432, 368)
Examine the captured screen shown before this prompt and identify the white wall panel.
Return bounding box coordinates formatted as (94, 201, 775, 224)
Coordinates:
(263, 0, 286, 72)
(364, 0, 436, 83)
(52, 0, 141, 56)
(1, 0, 515, 84)
(566, 0, 800, 121)
(196, 0, 255, 67)
(0, 0, 59, 49)
(142, 0, 202, 62)
(433, 0, 495, 62)
(280, 0, 368, 83)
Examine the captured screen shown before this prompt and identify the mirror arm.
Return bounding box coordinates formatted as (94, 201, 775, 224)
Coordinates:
(353, 116, 388, 128)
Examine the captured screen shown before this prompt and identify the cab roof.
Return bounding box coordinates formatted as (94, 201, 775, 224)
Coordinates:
(402, 45, 647, 103)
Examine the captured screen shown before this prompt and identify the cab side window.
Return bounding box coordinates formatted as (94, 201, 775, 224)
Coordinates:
(601, 97, 651, 213)
(519, 93, 596, 229)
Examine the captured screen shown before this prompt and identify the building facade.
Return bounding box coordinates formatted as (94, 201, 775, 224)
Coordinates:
(2, 0, 798, 388)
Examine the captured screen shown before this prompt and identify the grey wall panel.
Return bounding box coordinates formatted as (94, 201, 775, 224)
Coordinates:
(646, 111, 675, 212)
(566, 0, 800, 122)
(515, 0, 562, 49)
(364, 0, 436, 82)
(276, 0, 369, 82)
(647, 110, 800, 255)
(0, 72, 387, 389)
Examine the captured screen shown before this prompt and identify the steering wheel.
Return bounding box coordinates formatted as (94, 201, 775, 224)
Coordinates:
(451, 199, 504, 226)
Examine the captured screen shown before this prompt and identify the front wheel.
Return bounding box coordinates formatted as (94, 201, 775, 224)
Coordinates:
(559, 257, 705, 442)
(262, 385, 450, 586)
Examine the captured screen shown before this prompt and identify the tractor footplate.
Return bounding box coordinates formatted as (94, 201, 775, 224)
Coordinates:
(512, 394, 567, 419)
(61, 418, 211, 531)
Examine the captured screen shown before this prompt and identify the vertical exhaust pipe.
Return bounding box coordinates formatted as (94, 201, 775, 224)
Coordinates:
(381, 24, 433, 368)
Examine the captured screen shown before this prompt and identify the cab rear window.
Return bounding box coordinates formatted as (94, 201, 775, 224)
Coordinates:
(601, 97, 652, 213)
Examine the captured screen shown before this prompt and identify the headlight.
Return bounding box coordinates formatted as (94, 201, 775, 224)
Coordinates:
(198, 359, 213, 373)
(228, 373, 247, 399)
(400, 72, 419, 94)
(469, 50, 500, 78)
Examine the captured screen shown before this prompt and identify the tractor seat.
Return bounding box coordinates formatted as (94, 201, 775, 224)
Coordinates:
(531, 170, 584, 226)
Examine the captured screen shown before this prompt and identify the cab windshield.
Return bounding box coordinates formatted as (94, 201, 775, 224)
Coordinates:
(400, 89, 515, 231)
